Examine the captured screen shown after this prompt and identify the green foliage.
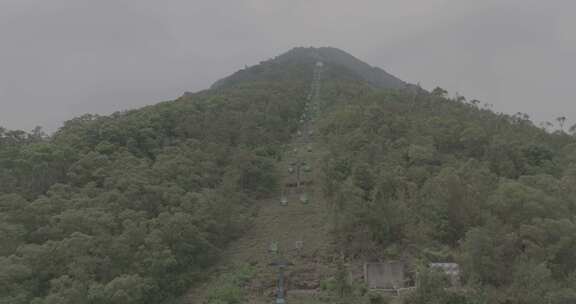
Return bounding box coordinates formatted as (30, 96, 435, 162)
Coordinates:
(205, 264, 256, 304)
(317, 85, 576, 302)
(366, 292, 392, 304)
(404, 268, 452, 304)
(2, 49, 576, 303)
(0, 80, 308, 303)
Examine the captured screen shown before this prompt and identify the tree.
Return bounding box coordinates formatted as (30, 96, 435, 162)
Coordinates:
(88, 275, 156, 304)
(404, 267, 454, 304)
(505, 259, 552, 304)
(461, 221, 518, 286)
(431, 87, 448, 98)
(570, 124, 576, 135)
(557, 116, 567, 131)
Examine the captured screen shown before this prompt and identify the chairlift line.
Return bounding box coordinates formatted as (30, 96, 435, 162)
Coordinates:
(265, 61, 323, 303)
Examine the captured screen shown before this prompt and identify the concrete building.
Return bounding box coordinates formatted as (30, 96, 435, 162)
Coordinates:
(364, 261, 406, 289)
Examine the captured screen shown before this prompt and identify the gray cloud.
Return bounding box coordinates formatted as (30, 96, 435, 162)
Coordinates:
(0, 0, 574, 132)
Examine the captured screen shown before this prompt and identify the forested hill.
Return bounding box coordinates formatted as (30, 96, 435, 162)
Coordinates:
(317, 87, 576, 303)
(210, 47, 409, 90)
(0, 78, 311, 302)
(1, 47, 576, 304)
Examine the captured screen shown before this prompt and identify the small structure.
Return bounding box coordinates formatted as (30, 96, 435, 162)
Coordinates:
(316, 61, 324, 67)
(270, 241, 279, 255)
(280, 195, 288, 206)
(295, 241, 304, 253)
(364, 261, 406, 290)
(429, 263, 461, 287)
(270, 258, 293, 304)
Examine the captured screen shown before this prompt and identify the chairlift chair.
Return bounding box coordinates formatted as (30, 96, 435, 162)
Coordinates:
(269, 241, 279, 254)
(295, 240, 304, 251)
(300, 193, 309, 204)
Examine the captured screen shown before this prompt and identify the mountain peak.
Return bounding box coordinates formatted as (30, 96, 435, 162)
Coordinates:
(210, 46, 409, 90)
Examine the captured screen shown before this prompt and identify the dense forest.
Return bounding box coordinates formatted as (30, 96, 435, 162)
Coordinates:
(1, 47, 576, 304)
(317, 82, 576, 303)
(0, 78, 311, 303)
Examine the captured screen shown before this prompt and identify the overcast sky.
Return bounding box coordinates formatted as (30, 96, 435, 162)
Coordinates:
(1, 0, 575, 132)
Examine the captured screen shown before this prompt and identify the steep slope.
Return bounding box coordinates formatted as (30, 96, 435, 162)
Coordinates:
(3, 46, 576, 304)
(186, 60, 338, 304)
(315, 87, 576, 303)
(184, 50, 418, 304)
(3, 47, 410, 304)
(3, 46, 410, 304)
(211, 47, 409, 90)
(311, 47, 407, 89)
(0, 80, 312, 304)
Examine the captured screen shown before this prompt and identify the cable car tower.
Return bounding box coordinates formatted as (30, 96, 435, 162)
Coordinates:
(270, 257, 293, 304)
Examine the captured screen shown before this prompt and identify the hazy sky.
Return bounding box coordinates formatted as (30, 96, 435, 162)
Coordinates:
(1, 0, 575, 132)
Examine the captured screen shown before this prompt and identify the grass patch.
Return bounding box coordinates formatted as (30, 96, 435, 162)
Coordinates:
(206, 264, 256, 304)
